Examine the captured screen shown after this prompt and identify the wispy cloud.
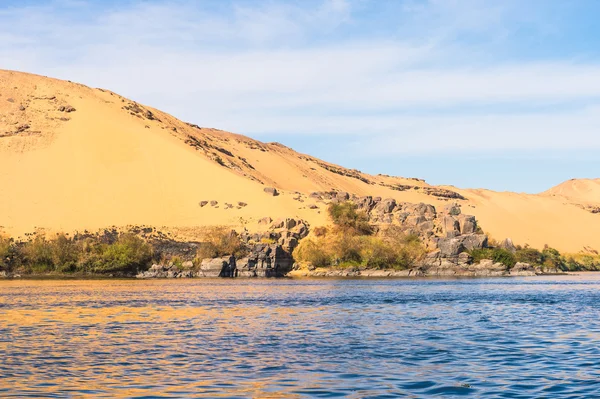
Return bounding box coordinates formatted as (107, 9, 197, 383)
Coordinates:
(2, 0, 600, 159)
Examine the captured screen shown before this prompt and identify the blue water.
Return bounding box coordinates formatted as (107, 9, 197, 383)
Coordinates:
(1, 275, 600, 398)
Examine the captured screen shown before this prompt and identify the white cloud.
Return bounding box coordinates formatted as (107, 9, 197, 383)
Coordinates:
(1, 0, 600, 156)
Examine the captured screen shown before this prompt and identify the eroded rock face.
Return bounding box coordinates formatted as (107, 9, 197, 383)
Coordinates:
(437, 238, 465, 257)
(459, 234, 488, 251)
(234, 244, 294, 277)
(198, 257, 229, 277)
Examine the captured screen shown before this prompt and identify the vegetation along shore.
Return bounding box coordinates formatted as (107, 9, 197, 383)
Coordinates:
(1, 200, 598, 279)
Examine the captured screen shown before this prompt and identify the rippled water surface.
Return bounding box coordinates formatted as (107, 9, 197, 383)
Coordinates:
(2, 275, 600, 398)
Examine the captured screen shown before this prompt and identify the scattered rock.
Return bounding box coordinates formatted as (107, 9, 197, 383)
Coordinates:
(264, 187, 279, 196)
(14, 124, 30, 134)
(58, 105, 76, 113)
(6, 98, 14, 103)
(510, 262, 536, 276)
(258, 217, 273, 225)
(444, 203, 462, 216)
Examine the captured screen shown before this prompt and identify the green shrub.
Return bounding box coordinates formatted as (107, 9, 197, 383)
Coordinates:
(331, 233, 362, 264)
(470, 248, 516, 268)
(50, 234, 80, 272)
(94, 234, 153, 274)
(515, 248, 544, 265)
(21, 236, 55, 272)
(0, 237, 15, 271)
(541, 246, 566, 270)
(328, 202, 373, 235)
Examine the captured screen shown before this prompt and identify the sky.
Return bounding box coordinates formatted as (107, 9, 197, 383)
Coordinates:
(1, 0, 599, 193)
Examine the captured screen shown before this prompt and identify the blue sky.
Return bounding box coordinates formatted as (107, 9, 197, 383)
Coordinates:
(2, 0, 599, 192)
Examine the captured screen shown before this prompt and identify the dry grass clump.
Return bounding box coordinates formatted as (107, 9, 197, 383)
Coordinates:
(195, 226, 246, 261)
(295, 204, 426, 270)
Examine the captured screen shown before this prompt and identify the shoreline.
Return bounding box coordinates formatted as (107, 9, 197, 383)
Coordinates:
(0, 270, 569, 280)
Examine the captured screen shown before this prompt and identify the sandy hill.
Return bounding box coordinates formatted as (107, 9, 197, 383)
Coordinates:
(1, 69, 599, 253)
(542, 179, 600, 204)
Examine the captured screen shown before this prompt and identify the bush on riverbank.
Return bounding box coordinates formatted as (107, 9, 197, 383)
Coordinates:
(472, 244, 600, 272)
(470, 248, 517, 269)
(0, 236, 15, 271)
(295, 202, 426, 270)
(2, 233, 153, 275)
(195, 226, 247, 261)
(327, 202, 373, 235)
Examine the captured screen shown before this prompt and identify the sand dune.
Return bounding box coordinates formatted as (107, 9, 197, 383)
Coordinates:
(542, 178, 600, 204)
(1, 70, 598, 253)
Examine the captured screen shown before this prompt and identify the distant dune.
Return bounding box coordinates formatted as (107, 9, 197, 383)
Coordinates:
(1, 69, 598, 253)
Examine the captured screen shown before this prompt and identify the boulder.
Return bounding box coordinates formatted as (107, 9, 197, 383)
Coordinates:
(271, 219, 285, 229)
(458, 215, 477, 234)
(458, 252, 472, 266)
(458, 234, 488, 251)
(444, 203, 462, 216)
(437, 237, 465, 257)
(198, 257, 228, 277)
(443, 216, 460, 236)
(355, 196, 374, 211)
(58, 105, 76, 113)
(264, 187, 279, 196)
(284, 218, 297, 229)
(376, 198, 397, 214)
(510, 262, 536, 276)
(199, 201, 208, 207)
(335, 192, 350, 201)
(281, 237, 298, 251)
(258, 217, 272, 225)
(470, 260, 507, 276)
(499, 238, 517, 254)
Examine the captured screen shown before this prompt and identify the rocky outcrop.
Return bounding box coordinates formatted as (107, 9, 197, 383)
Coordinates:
(137, 263, 194, 279)
(291, 260, 544, 278)
(236, 245, 294, 277)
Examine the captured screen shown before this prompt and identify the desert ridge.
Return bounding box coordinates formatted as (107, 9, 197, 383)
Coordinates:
(0, 69, 599, 253)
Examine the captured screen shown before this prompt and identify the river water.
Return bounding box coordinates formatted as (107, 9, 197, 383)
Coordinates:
(1, 275, 600, 398)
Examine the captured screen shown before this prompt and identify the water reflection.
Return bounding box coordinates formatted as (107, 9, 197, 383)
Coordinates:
(1, 275, 600, 397)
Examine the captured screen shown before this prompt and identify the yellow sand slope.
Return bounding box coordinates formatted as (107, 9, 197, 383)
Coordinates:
(1, 70, 598, 253)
